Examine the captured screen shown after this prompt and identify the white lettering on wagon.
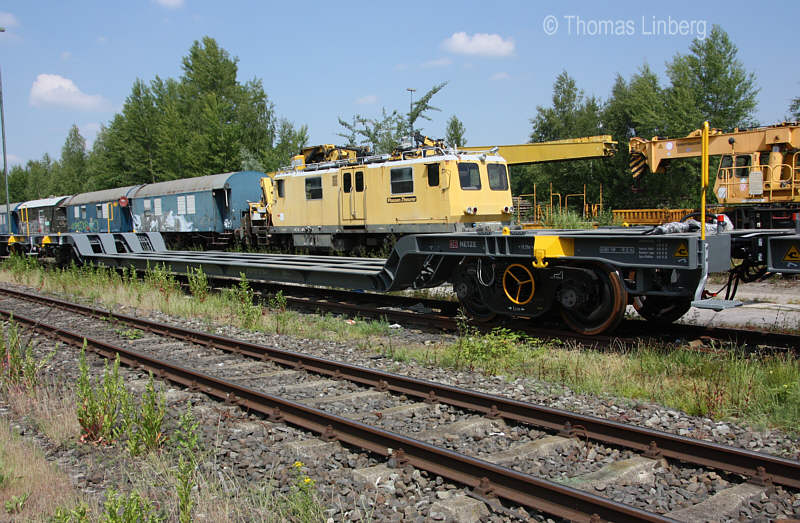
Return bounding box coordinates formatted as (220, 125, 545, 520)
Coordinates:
(599, 246, 635, 255)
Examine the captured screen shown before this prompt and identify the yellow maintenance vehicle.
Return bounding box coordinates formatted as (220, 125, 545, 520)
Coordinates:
(623, 122, 800, 227)
(240, 133, 616, 251)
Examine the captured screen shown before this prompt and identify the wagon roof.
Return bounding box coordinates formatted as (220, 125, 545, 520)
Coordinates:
(0, 202, 20, 212)
(64, 186, 141, 206)
(132, 171, 261, 198)
(18, 196, 70, 209)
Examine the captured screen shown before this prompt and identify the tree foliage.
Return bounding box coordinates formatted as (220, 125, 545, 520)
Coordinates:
(337, 83, 447, 154)
(12, 37, 307, 198)
(519, 25, 759, 209)
(791, 95, 800, 121)
(444, 115, 467, 147)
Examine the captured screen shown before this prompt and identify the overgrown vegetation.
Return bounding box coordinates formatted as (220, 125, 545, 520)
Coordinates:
(0, 316, 54, 391)
(1, 256, 390, 345)
(1, 305, 326, 520)
(416, 325, 800, 432)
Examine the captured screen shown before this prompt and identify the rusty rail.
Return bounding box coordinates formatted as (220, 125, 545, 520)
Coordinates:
(2, 285, 798, 491)
(0, 305, 669, 523)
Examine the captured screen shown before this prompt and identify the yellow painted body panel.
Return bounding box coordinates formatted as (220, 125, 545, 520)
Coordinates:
(269, 155, 513, 230)
(532, 235, 574, 258)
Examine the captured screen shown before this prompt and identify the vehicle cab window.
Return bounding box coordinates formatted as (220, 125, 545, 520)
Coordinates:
(487, 164, 508, 191)
(458, 163, 481, 190)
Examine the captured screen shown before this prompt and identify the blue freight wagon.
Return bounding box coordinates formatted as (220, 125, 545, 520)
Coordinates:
(130, 171, 264, 247)
(64, 186, 142, 233)
(0, 202, 20, 235)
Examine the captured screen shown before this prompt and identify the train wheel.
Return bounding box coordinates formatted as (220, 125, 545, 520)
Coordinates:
(559, 266, 627, 335)
(632, 295, 691, 324)
(453, 262, 497, 323)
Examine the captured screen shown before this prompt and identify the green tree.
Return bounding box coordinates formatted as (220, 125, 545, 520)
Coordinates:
(408, 82, 447, 135)
(58, 125, 88, 194)
(7, 165, 27, 202)
(336, 109, 406, 154)
(444, 115, 467, 147)
(337, 83, 448, 153)
(88, 36, 304, 187)
(665, 25, 758, 134)
(790, 95, 800, 120)
(518, 71, 603, 200)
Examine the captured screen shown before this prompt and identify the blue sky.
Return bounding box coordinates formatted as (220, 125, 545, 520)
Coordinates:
(1, 0, 798, 167)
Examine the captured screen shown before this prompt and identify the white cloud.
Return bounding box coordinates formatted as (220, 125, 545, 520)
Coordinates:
(5, 154, 21, 166)
(490, 72, 510, 81)
(421, 57, 452, 68)
(0, 12, 20, 28)
(96, 36, 107, 45)
(355, 95, 377, 105)
(442, 32, 514, 57)
(30, 74, 110, 111)
(60, 51, 71, 61)
(154, 0, 185, 8)
(394, 63, 409, 71)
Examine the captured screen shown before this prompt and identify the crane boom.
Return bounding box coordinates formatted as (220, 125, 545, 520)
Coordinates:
(460, 135, 617, 166)
(628, 122, 800, 208)
(629, 123, 800, 177)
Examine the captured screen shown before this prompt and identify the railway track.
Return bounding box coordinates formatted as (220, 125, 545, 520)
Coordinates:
(1, 285, 798, 521)
(222, 278, 800, 351)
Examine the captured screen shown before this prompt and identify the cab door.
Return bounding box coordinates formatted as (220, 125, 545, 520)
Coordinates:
(340, 169, 365, 225)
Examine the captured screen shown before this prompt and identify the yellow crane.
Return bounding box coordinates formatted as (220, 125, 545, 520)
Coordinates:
(460, 135, 616, 165)
(625, 122, 800, 228)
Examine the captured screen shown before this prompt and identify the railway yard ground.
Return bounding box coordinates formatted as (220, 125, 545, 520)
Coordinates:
(0, 260, 799, 521)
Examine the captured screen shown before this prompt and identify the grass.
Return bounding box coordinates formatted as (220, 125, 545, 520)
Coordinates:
(2, 257, 798, 434)
(0, 420, 86, 520)
(0, 258, 392, 347)
(396, 325, 800, 433)
(1, 317, 327, 521)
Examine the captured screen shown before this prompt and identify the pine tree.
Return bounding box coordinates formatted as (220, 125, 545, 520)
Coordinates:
(444, 115, 467, 147)
(58, 125, 87, 194)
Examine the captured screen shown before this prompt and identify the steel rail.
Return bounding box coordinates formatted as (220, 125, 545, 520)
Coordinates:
(2, 285, 798, 490)
(0, 306, 670, 523)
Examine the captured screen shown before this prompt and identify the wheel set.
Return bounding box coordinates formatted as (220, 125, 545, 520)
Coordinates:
(452, 259, 637, 335)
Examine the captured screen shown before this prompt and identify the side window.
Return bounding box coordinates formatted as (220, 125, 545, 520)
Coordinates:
(305, 177, 322, 200)
(734, 155, 751, 178)
(458, 163, 481, 190)
(81, 206, 87, 219)
(355, 171, 364, 192)
(427, 163, 440, 186)
(276, 179, 285, 198)
(343, 172, 352, 193)
(96, 203, 103, 219)
(487, 164, 509, 191)
(390, 167, 413, 194)
(74, 207, 80, 219)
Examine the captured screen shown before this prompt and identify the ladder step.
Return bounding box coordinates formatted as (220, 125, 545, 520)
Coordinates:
(691, 299, 742, 311)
